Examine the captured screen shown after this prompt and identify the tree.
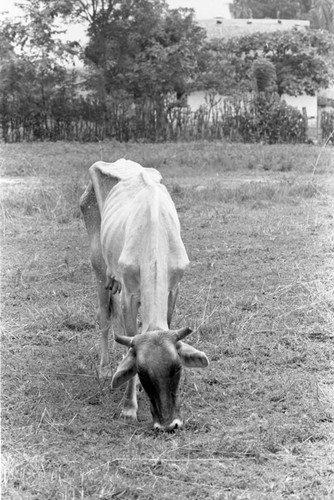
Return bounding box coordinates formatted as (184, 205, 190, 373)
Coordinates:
(0, 2, 79, 141)
(2, 0, 80, 62)
(25, 0, 206, 104)
(32, 0, 206, 100)
(231, 0, 312, 19)
(83, 2, 205, 101)
(309, 0, 334, 33)
(198, 28, 334, 97)
(1, 0, 206, 137)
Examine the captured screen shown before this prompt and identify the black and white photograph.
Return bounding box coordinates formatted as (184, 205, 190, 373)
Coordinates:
(1, 0, 334, 498)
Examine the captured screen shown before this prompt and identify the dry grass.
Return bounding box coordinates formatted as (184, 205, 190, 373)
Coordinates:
(1, 141, 334, 499)
(1, 140, 333, 179)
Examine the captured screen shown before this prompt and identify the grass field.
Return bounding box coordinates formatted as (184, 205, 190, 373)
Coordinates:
(1, 141, 334, 499)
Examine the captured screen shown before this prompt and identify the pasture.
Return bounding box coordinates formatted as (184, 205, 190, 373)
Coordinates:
(1, 141, 334, 499)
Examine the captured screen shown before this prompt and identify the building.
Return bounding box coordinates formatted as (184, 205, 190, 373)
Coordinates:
(199, 17, 309, 40)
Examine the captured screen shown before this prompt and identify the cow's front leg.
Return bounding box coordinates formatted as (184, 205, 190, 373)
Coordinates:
(95, 276, 113, 379)
(120, 291, 139, 421)
(167, 286, 179, 328)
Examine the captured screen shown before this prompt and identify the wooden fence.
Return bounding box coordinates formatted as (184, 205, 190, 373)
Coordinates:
(0, 94, 310, 144)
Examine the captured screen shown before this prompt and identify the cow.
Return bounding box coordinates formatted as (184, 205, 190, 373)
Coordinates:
(80, 159, 208, 431)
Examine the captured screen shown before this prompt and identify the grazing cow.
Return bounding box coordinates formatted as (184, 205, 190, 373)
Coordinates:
(80, 159, 208, 431)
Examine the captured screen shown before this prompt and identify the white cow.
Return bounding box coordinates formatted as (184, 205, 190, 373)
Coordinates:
(80, 159, 208, 431)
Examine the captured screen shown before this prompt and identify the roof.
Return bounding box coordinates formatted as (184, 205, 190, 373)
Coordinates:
(198, 18, 310, 40)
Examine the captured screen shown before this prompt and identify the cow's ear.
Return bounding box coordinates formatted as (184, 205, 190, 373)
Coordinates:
(111, 349, 137, 389)
(176, 341, 209, 368)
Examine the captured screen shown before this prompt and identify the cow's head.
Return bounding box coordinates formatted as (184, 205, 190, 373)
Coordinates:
(111, 327, 208, 431)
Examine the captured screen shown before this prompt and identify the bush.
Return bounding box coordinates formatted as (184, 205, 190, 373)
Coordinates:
(236, 94, 307, 144)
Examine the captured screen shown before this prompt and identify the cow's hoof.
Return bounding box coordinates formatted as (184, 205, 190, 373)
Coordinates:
(122, 407, 138, 421)
(99, 366, 113, 379)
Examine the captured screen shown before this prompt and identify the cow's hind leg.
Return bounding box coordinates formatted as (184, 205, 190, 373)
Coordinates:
(81, 182, 113, 378)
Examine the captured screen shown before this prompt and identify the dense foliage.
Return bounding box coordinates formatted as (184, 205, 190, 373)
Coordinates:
(199, 29, 334, 97)
(84, 2, 205, 100)
(238, 94, 308, 143)
(231, 0, 334, 33)
(309, 0, 334, 33)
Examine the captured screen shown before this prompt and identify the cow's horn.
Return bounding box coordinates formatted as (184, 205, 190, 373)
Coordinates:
(114, 334, 134, 347)
(174, 327, 192, 341)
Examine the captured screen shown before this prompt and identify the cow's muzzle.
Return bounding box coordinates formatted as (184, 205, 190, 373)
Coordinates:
(154, 418, 183, 433)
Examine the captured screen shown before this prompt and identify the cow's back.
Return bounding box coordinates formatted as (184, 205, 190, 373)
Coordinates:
(101, 170, 188, 281)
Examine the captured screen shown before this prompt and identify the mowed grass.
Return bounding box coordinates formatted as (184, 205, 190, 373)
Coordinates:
(1, 141, 334, 499)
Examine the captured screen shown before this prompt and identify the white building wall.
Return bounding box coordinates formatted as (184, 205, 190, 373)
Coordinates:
(187, 91, 317, 124)
(187, 91, 224, 110)
(282, 94, 317, 126)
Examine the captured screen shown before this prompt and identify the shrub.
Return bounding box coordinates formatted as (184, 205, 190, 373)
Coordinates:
(238, 94, 307, 144)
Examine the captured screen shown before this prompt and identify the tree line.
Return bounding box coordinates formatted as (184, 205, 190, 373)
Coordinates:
(232, 0, 334, 33)
(0, 0, 333, 143)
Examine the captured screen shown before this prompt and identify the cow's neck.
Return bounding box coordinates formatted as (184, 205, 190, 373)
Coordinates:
(140, 223, 169, 333)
